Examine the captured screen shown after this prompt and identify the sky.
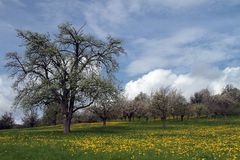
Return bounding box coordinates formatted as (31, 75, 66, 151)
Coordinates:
(0, 0, 240, 119)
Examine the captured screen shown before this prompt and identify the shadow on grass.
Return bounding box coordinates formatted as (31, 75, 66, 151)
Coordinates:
(1, 117, 240, 137)
(71, 125, 132, 135)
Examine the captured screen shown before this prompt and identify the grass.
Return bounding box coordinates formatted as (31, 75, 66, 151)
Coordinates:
(1, 117, 240, 160)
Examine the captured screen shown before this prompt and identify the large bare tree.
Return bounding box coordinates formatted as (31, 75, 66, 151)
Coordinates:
(6, 23, 124, 133)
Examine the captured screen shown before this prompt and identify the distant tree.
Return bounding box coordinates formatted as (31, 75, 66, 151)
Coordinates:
(88, 80, 119, 126)
(123, 100, 136, 122)
(221, 85, 240, 103)
(169, 90, 187, 121)
(115, 95, 136, 122)
(205, 85, 240, 117)
(6, 23, 124, 133)
(109, 94, 131, 121)
(190, 89, 211, 117)
(151, 88, 171, 128)
(22, 108, 39, 128)
(191, 103, 209, 118)
(221, 85, 240, 115)
(76, 109, 100, 123)
(0, 112, 15, 130)
(134, 92, 151, 121)
(190, 89, 210, 104)
(209, 93, 238, 117)
(186, 104, 195, 119)
(42, 103, 62, 125)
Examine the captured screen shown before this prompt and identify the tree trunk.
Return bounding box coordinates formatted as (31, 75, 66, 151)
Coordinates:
(128, 116, 132, 122)
(181, 115, 184, 121)
(103, 119, 106, 126)
(63, 118, 71, 133)
(162, 119, 166, 128)
(145, 117, 149, 122)
(61, 101, 73, 134)
(63, 112, 72, 134)
(161, 117, 166, 128)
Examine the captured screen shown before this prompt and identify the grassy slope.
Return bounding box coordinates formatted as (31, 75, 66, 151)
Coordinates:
(0, 117, 240, 160)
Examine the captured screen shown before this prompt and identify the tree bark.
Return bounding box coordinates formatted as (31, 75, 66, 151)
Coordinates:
(63, 110, 72, 134)
(103, 119, 106, 126)
(145, 117, 149, 122)
(128, 116, 131, 122)
(63, 117, 71, 133)
(181, 115, 184, 121)
(161, 117, 166, 128)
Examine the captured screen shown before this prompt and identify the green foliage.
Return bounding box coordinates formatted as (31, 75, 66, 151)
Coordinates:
(88, 80, 121, 125)
(191, 103, 209, 118)
(41, 104, 62, 125)
(22, 109, 40, 128)
(0, 112, 14, 130)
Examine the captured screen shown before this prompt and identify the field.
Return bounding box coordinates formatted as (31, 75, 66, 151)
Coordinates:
(1, 118, 240, 160)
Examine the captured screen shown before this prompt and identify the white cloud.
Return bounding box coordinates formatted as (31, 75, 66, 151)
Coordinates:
(0, 75, 15, 115)
(82, 1, 135, 37)
(80, 0, 240, 37)
(124, 67, 240, 100)
(81, 0, 208, 37)
(127, 28, 240, 75)
(32, 0, 240, 38)
(0, 75, 24, 124)
(146, 0, 209, 10)
(37, 0, 83, 28)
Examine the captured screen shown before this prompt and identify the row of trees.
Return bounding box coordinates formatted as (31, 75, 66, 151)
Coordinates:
(1, 84, 240, 130)
(0, 109, 41, 129)
(81, 85, 240, 127)
(42, 84, 240, 127)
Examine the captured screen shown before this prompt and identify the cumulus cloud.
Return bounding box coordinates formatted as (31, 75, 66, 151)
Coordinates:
(127, 28, 240, 75)
(124, 67, 240, 100)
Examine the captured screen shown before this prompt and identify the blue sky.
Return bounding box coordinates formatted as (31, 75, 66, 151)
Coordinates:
(1, 0, 240, 117)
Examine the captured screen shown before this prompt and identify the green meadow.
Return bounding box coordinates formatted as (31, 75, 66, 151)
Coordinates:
(1, 118, 240, 160)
